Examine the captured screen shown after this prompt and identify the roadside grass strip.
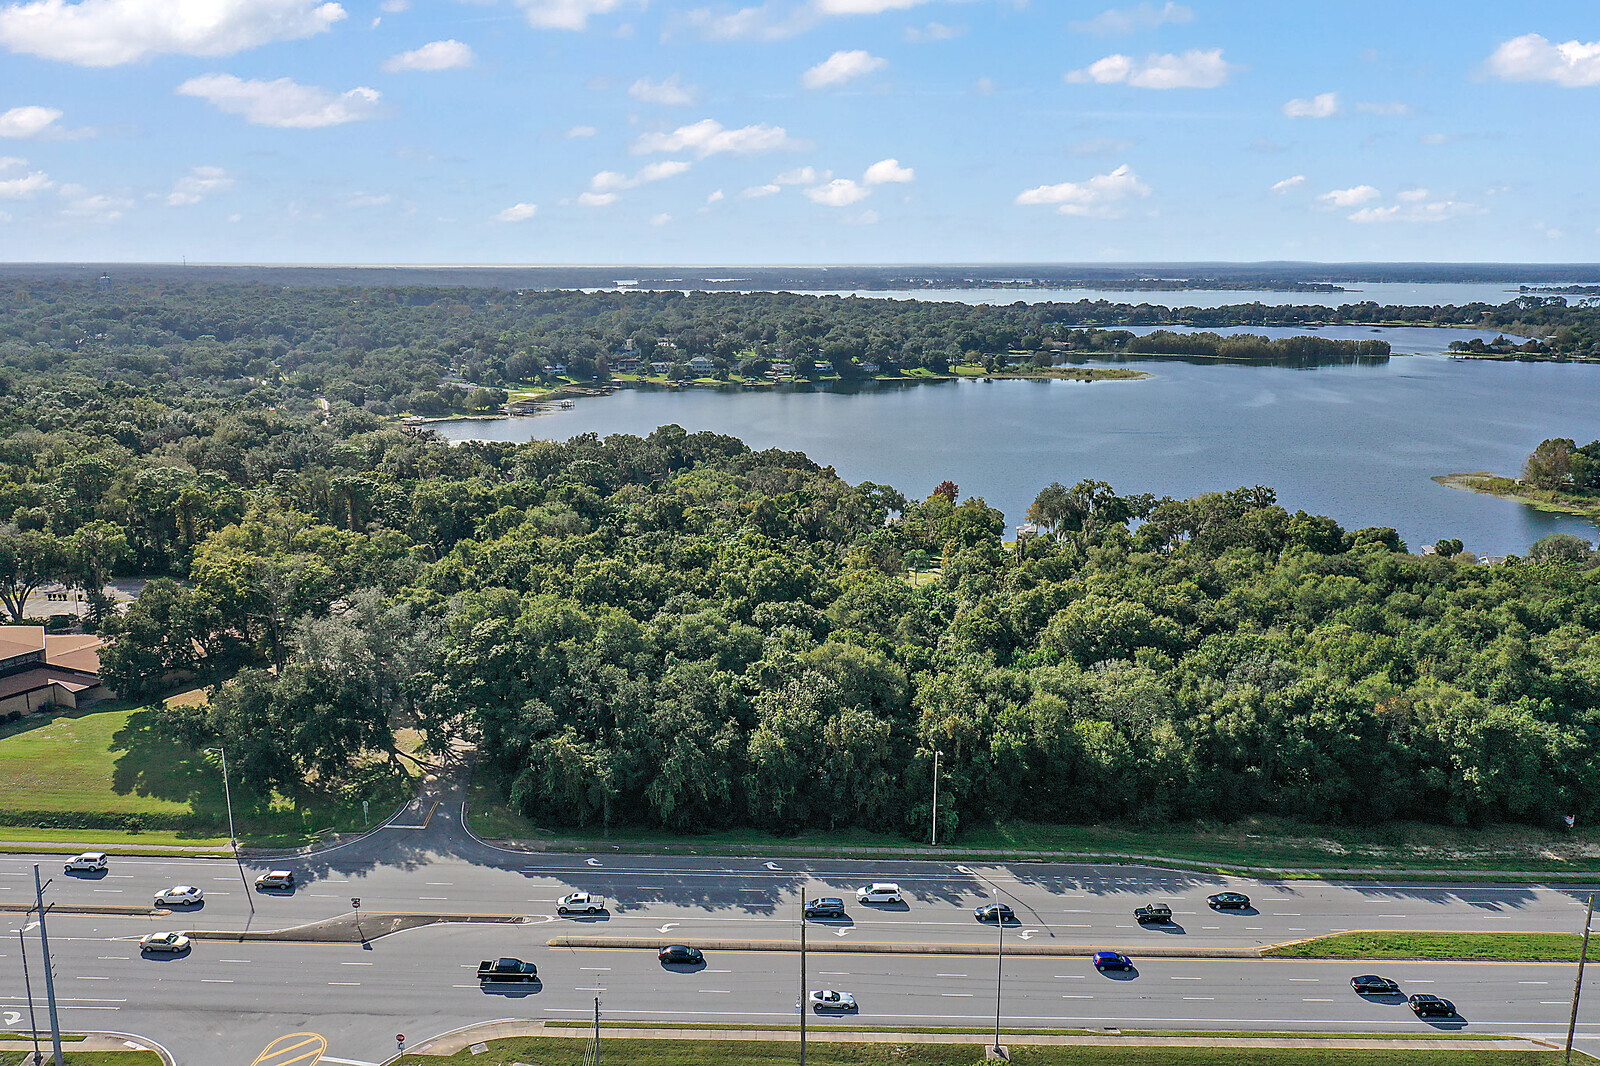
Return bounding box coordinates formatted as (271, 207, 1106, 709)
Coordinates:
(540, 1022, 1512, 1041)
(0, 1053, 163, 1065)
(1266, 932, 1585, 961)
(393, 1038, 1562, 1065)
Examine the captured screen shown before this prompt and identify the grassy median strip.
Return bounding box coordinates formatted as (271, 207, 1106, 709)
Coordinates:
(395, 1038, 1558, 1065)
(0, 1054, 162, 1066)
(540, 1022, 1507, 1041)
(1267, 932, 1584, 961)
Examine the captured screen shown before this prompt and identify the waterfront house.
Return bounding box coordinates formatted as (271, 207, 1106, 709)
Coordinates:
(687, 355, 716, 374)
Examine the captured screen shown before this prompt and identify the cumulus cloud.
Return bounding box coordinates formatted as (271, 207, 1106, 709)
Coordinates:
(650, 212, 671, 225)
(0, 105, 61, 138)
(775, 166, 826, 184)
(515, 0, 620, 31)
(59, 184, 129, 220)
(378, 0, 407, 10)
(633, 118, 799, 156)
(344, 192, 392, 207)
(1357, 100, 1411, 116)
(0, 0, 346, 66)
(1348, 196, 1483, 223)
(382, 39, 473, 72)
(706, 188, 724, 203)
(496, 202, 539, 222)
(862, 157, 913, 184)
(1069, 2, 1193, 35)
(577, 191, 617, 207)
(1282, 92, 1338, 118)
(1066, 48, 1237, 89)
(177, 74, 381, 128)
(591, 160, 693, 193)
(166, 164, 233, 206)
(565, 125, 597, 138)
(815, 0, 928, 13)
(802, 49, 887, 89)
(1270, 174, 1306, 194)
(0, 167, 50, 198)
(805, 178, 870, 206)
(1486, 33, 1600, 88)
(905, 21, 959, 43)
(741, 183, 781, 198)
(1015, 163, 1150, 218)
(684, 2, 813, 42)
(1316, 185, 1380, 209)
(629, 74, 696, 105)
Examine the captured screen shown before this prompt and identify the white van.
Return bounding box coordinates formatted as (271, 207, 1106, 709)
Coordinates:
(64, 852, 108, 872)
(855, 882, 903, 904)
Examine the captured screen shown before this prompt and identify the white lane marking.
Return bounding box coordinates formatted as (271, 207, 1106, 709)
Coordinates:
(936, 974, 967, 978)
(697, 990, 731, 994)
(818, 972, 850, 976)
(1520, 981, 1550, 985)
(1270, 913, 1301, 916)
(328, 982, 361, 986)
(1378, 914, 1407, 918)
(580, 967, 612, 971)
(200, 979, 233, 984)
(419, 896, 449, 901)
(340, 961, 373, 966)
(1055, 975, 1085, 980)
(1171, 976, 1203, 981)
(1061, 995, 1094, 999)
(1202, 926, 1220, 930)
(1182, 997, 1215, 1001)
(1303, 998, 1334, 1002)
(1288, 979, 1320, 983)
(92, 889, 123, 894)
(321, 1056, 379, 1066)
(705, 969, 732, 974)
(426, 882, 454, 886)
(74, 976, 110, 981)
(96, 956, 130, 961)
(217, 959, 252, 964)
(574, 987, 606, 991)
(941, 993, 974, 997)
(765, 862, 782, 871)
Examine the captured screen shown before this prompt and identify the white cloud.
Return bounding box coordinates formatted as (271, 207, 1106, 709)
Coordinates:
(0, 168, 50, 198)
(379, 0, 407, 10)
(802, 48, 886, 89)
(972, 76, 996, 96)
(848, 208, 878, 224)
(0, 105, 61, 138)
(382, 39, 474, 72)
(1348, 197, 1482, 223)
(59, 184, 128, 220)
(344, 192, 393, 207)
(742, 183, 781, 198)
(0, 0, 345, 66)
(0, 155, 24, 170)
(514, 0, 620, 31)
(1282, 92, 1338, 118)
(1069, 2, 1193, 35)
(589, 160, 692, 196)
(577, 191, 618, 207)
(1316, 184, 1380, 209)
(1419, 132, 1452, 146)
(1486, 33, 1600, 88)
(684, 2, 813, 42)
(862, 157, 913, 184)
(633, 118, 799, 156)
(1270, 174, 1306, 194)
(176, 74, 381, 128)
(1066, 48, 1237, 89)
(1357, 100, 1411, 116)
(905, 21, 959, 43)
(496, 202, 539, 222)
(1067, 136, 1134, 157)
(706, 188, 724, 203)
(1014, 163, 1150, 217)
(650, 212, 671, 225)
(629, 74, 696, 106)
(166, 164, 233, 206)
(815, 0, 927, 13)
(806, 178, 869, 206)
(774, 165, 826, 184)
(1396, 187, 1429, 203)
(566, 125, 597, 138)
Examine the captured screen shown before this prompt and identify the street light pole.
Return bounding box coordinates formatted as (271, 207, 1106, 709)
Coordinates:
(18, 926, 41, 1066)
(31, 865, 64, 1066)
(799, 898, 807, 1066)
(931, 750, 943, 847)
(993, 890, 1005, 1058)
(208, 746, 253, 915)
(1566, 893, 1595, 1065)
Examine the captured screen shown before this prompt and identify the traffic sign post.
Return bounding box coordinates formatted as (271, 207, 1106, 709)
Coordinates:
(397, 1034, 405, 1052)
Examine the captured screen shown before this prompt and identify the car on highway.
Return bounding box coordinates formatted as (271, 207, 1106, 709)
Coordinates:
(1093, 951, 1134, 971)
(254, 870, 296, 891)
(804, 897, 848, 919)
(557, 891, 606, 915)
(63, 852, 107, 873)
(809, 989, 857, 1012)
(1134, 902, 1173, 924)
(856, 883, 903, 904)
(974, 903, 1014, 922)
(139, 931, 191, 954)
(1206, 892, 1251, 909)
(477, 957, 539, 984)
(154, 885, 204, 906)
(658, 944, 705, 965)
(1351, 975, 1401, 996)
(1408, 993, 1456, 1017)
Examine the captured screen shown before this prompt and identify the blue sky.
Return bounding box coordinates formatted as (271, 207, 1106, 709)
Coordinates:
(1, 0, 1598, 264)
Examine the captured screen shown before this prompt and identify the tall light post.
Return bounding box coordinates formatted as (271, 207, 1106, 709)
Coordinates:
(1567, 893, 1595, 1065)
(17, 926, 41, 1066)
(31, 865, 64, 1066)
(993, 893, 1005, 1059)
(206, 747, 254, 915)
(930, 750, 943, 847)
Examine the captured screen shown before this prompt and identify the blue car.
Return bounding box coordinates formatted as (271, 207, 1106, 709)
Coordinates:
(1093, 951, 1133, 971)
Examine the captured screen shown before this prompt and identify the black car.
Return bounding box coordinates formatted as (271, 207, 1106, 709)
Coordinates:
(974, 903, 1015, 922)
(658, 944, 704, 965)
(1207, 892, 1251, 909)
(1351, 975, 1401, 996)
(1408, 993, 1456, 1017)
(804, 898, 847, 919)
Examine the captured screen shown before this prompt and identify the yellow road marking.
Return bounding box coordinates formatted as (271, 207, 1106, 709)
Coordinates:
(250, 1031, 327, 1066)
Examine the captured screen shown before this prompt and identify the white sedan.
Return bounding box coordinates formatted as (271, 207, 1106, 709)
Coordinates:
(809, 989, 857, 1012)
(154, 885, 204, 906)
(139, 931, 191, 954)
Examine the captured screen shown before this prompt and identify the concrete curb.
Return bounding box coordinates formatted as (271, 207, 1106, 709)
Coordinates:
(0, 1030, 176, 1065)
(546, 935, 1262, 958)
(188, 910, 528, 944)
(0, 901, 167, 916)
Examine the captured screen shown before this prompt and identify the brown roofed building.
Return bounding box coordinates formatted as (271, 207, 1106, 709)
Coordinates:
(0, 626, 108, 717)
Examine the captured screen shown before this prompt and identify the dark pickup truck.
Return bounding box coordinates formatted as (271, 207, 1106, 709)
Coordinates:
(1134, 903, 1173, 924)
(477, 957, 539, 983)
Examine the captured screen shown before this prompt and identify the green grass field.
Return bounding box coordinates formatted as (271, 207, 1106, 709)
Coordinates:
(0, 703, 413, 848)
(0, 1053, 162, 1066)
(394, 1038, 1559, 1066)
(1267, 932, 1585, 961)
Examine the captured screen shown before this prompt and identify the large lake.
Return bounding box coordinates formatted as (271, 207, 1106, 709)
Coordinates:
(435, 342, 1599, 558)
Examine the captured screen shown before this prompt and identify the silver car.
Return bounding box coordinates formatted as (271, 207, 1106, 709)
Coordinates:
(809, 989, 857, 1011)
(154, 885, 204, 906)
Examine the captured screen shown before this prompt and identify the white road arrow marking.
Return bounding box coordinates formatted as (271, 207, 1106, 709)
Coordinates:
(955, 865, 973, 875)
(835, 928, 852, 937)
(1019, 929, 1039, 940)
(658, 923, 680, 933)
(3, 1010, 21, 1026)
(586, 858, 603, 866)
(764, 862, 782, 871)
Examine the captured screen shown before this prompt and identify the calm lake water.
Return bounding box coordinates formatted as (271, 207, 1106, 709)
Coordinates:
(436, 349, 1600, 557)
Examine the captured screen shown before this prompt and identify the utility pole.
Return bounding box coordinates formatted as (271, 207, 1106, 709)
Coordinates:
(931, 750, 943, 847)
(1567, 892, 1595, 1065)
(993, 892, 1005, 1059)
(32, 865, 64, 1066)
(18, 926, 41, 1066)
(579, 995, 601, 1066)
(208, 747, 253, 915)
(799, 903, 808, 1066)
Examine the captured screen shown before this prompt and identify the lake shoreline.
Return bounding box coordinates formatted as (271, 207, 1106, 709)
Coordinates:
(1434, 473, 1600, 523)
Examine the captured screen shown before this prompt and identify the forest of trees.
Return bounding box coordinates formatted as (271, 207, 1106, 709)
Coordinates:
(2, 277, 1599, 839)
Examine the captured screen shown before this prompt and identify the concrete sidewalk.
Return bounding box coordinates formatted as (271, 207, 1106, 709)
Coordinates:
(0, 1031, 174, 1063)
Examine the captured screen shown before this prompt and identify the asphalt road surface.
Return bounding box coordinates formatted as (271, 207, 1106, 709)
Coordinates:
(3, 795, 1600, 1064)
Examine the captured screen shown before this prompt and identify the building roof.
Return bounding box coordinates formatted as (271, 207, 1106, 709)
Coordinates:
(0, 626, 105, 676)
(0, 626, 44, 662)
(0, 665, 101, 701)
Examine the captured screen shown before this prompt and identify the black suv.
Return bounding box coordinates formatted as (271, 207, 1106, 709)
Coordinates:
(1409, 993, 1456, 1017)
(1351, 975, 1401, 996)
(804, 897, 847, 919)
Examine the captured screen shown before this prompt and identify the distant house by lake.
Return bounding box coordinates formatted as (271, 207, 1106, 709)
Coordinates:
(815, 360, 834, 373)
(650, 361, 672, 375)
(861, 362, 880, 374)
(687, 355, 716, 374)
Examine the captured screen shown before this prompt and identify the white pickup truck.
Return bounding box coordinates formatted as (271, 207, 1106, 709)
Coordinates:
(557, 891, 605, 915)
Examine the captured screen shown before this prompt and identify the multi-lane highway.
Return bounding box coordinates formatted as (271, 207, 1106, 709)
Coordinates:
(3, 798, 1600, 1064)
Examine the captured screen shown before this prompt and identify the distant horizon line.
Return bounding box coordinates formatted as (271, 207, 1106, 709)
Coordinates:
(5, 259, 1600, 270)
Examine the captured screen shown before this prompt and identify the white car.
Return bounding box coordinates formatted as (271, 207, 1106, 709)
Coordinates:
(809, 989, 857, 1012)
(856, 882, 903, 904)
(64, 852, 108, 873)
(139, 931, 191, 954)
(154, 885, 204, 906)
(557, 891, 605, 915)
